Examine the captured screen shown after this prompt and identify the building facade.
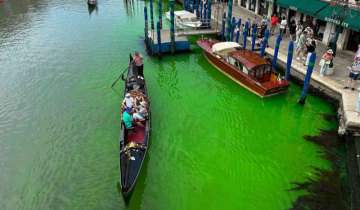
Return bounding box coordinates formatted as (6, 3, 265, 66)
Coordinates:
(236, 0, 360, 51)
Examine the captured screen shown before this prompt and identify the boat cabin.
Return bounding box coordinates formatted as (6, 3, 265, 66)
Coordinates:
(211, 42, 278, 84)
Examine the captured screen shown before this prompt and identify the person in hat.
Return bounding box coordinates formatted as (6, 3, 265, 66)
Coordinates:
(133, 101, 148, 121)
(344, 54, 360, 90)
(319, 49, 334, 77)
(134, 92, 146, 111)
(123, 108, 144, 128)
(122, 93, 135, 109)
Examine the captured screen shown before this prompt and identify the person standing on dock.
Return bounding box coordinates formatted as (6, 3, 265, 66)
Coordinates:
(270, 14, 278, 36)
(344, 55, 360, 90)
(133, 51, 144, 77)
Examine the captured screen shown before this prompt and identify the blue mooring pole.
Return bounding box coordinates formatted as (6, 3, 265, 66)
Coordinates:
(272, 35, 281, 68)
(243, 21, 248, 49)
(230, 17, 235, 41)
(200, 2, 203, 21)
(144, 7, 148, 36)
(226, 0, 233, 41)
(187, 0, 190, 12)
(203, 2, 207, 27)
(299, 52, 316, 104)
(191, 0, 195, 13)
(207, 2, 211, 29)
(157, 22, 162, 60)
(158, 0, 162, 29)
(286, 41, 294, 81)
(183, 0, 185, 10)
(221, 12, 226, 41)
(260, 29, 269, 57)
(150, 0, 154, 30)
(235, 19, 241, 43)
(170, 0, 175, 54)
(196, 0, 199, 17)
(251, 24, 257, 52)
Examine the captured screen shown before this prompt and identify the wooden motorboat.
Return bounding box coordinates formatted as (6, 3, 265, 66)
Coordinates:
(197, 38, 291, 98)
(87, 0, 97, 6)
(166, 10, 202, 28)
(119, 55, 150, 197)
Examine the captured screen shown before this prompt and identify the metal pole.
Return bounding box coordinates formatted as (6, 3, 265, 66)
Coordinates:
(272, 34, 281, 67)
(260, 29, 269, 57)
(144, 7, 148, 36)
(158, 0, 162, 29)
(286, 41, 293, 81)
(170, 0, 175, 54)
(299, 52, 316, 104)
(157, 22, 162, 60)
(251, 24, 257, 51)
(243, 21, 248, 49)
(150, 0, 154, 30)
(207, 2, 211, 29)
(230, 17, 235, 41)
(235, 19, 241, 43)
(226, 0, 233, 41)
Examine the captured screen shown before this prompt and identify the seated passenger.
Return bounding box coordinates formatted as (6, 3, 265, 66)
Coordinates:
(122, 93, 135, 109)
(133, 101, 147, 121)
(123, 108, 144, 128)
(134, 93, 146, 111)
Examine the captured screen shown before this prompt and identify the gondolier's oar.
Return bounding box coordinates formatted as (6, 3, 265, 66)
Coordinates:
(110, 56, 140, 88)
(110, 66, 130, 88)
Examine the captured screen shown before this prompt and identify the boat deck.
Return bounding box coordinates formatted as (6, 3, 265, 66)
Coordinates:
(127, 126, 145, 144)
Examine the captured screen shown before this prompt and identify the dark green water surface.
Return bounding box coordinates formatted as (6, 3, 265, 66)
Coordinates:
(0, 0, 338, 209)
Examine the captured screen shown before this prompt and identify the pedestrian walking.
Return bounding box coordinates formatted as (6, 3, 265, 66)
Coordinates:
(133, 51, 144, 77)
(270, 14, 278, 35)
(261, 15, 268, 26)
(247, 18, 252, 36)
(296, 31, 308, 60)
(344, 54, 360, 90)
(289, 20, 296, 40)
(279, 16, 287, 38)
(319, 49, 334, 77)
(304, 40, 316, 66)
(252, 15, 259, 36)
(295, 21, 303, 43)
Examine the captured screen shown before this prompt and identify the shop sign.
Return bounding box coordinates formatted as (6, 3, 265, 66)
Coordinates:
(324, 17, 349, 27)
(289, 6, 297, 11)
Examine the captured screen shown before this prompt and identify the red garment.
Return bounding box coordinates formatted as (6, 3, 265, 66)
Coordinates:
(271, 17, 278, 26)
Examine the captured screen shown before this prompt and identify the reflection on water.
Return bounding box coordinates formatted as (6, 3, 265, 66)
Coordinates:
(88, 5, 98, 17)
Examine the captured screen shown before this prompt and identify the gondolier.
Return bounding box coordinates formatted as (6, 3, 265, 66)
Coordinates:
(133, 51, 144, 77)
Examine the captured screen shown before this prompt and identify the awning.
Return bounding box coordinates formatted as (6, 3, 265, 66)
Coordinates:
(315, 6, 360, 31)
(276, 0, 329, 16)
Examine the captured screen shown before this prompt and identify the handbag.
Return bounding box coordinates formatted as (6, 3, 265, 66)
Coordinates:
(319, 59, 325, 67)
(325, 60, 331, 64)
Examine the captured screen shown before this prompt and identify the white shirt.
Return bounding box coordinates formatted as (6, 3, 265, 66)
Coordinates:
(123, 97, 134, 107)
(280, 20, 287, 29)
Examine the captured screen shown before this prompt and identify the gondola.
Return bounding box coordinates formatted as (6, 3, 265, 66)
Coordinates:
(87, 0, 97, 6)
(119, 54, 150, 197)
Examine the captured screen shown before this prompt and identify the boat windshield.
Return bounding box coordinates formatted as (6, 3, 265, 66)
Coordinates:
(228, 56, 249, 75)
(249, 64, 273, 83)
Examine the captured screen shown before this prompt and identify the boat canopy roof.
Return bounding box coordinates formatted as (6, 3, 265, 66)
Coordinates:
(228, 50, 270, 71)
(212, 42, 241, 56)
(174, 10, 197, 19)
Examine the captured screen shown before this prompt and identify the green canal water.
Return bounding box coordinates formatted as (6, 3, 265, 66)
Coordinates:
(0, 0, 338, 209)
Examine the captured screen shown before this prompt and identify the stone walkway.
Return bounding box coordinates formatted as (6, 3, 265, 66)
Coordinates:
(211, 3, 356, 87)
